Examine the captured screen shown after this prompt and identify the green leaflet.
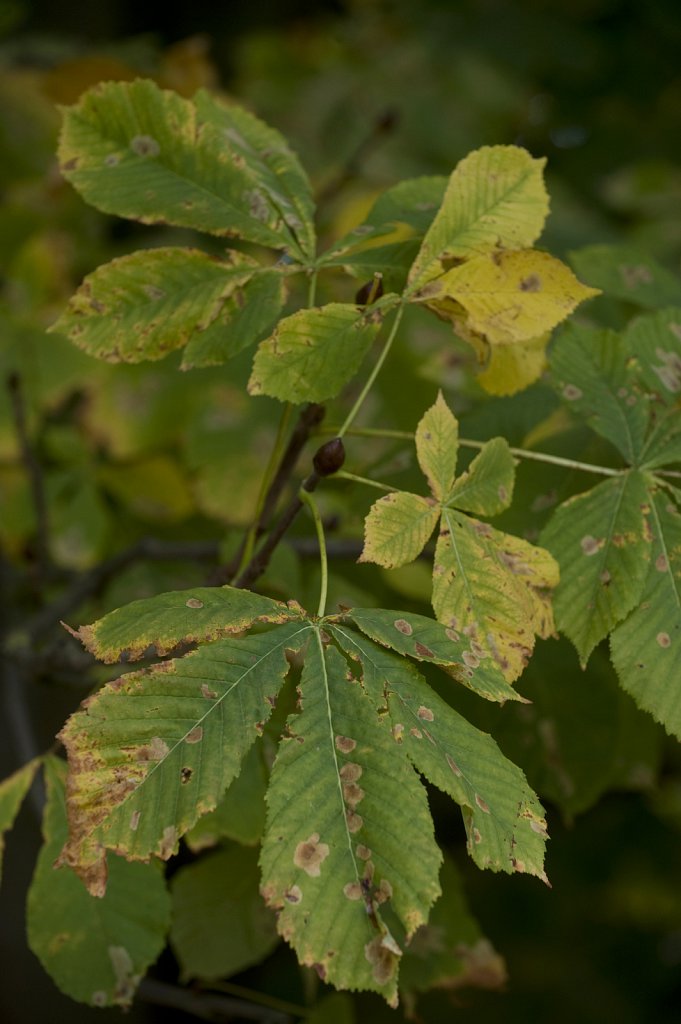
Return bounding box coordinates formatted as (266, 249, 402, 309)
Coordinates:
(623, 307, 681, 404)
(170, 844, 279, 981)
(58, 80, 311, 258)
(550, 324, 650, 462)
(58, 620, 311, 895)
(569, 244, 681, 310)
(329, 627, 548, 880)
(611, 491, 681, 739)
(49, 248, 278, 365)
(260, 634, 442, 1006)
(193, 89, 316, 260)
(407, 146, 549, 290)
(249, 302, 390, 404)
(68, 583, 298, 662)
(541, 471, 652, 665)
(0, 758, 40, 886)
(27, 757, 170, 1008)
(184, 741, 268, 849)
(360, 394, 558, 683)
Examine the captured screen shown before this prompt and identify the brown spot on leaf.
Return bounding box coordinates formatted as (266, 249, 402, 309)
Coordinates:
(130, 134, 160, 157)
(130, 811, 141, 832)
(394, 618, 413, 635)
(475, 793, 491, 813)
(340, 762, 363, 782)
(159, 825, 178, 859)
(462, 650, 480, 669)
(472, 827, 482, 844)
(600, 570, 611, 585)
(580, 535, 600, 556)
(181, 767, 192, 784)
(135, 737, 169, 761)
(415, 642, 434, 658)
(657, 632, 671, 648)
(343, 782, 365, 807)
(376, 878, 393, 903)
(391, 723, 404, 742)
(656, 554, 668, 572)
(346, 811, 363, 833)
(335, 735, 356, 753)
(365, 936, 399, 985)
(356, 844, 372, 860)
(284, 885, 302, 904)
(446, 627, 460, 642)
(446, 754, 463, 777)
(410, 727, 423, 739)
(519, 274, 541, 292)
(563, 384, 582, 401)
(185, 726, 203, 744)
(417, 706, 434, 721)
(186, 598, 204, 609)
(294, 833, 330, 877)
(200, 684, 218, 699)
(344, 881, 363, 900)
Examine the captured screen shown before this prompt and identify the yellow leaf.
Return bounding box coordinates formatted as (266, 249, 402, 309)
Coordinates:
(477, 334, 550, 395)
(422, 250, 599, 345)
(415, 391, 459, 501)
(360, 492, 440, 569)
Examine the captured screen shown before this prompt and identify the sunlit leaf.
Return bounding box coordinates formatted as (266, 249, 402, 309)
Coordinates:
(27, 757, 170, 1008)
(170, 844, 278, 980)
(541, 471, 652, 664)
(476, 333, 550, 396)
(408, 146, 549, 290)
(359, 491, 439, 568)
(414, 390, 459, 502)
(446, 438, 514, 516)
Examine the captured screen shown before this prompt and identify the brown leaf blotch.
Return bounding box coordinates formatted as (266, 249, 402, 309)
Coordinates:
(410, 727, 423, 739)
(343, 881, 363, 901)
(394, 619, 413, 636)
(340, 762, 363, 782)
(364, 936, 398, 985)
(293, 833, 330, 877)
(335, 735, 357, 753)
(415, 642, 434, 658)
(580, 535, 600, 556)
(185, 598, 204, 609)
(417, 705, 434, 721)
(284, 885, 302, 904)
(519, 273, 541, 292)
(343, 782, 365, 808)
(656, 554, 668, 572)
(200, 684, 218, 699)
(185, 726, 203, 744)
(356, 844, 372, 861)
(346, 811, 363, 833)
(159, 825, 178, 860)
(130, 811, 141, 832)
(446, 754, 463, 777)
(657, 632, 671, 648)
(475, 793, 491, 813)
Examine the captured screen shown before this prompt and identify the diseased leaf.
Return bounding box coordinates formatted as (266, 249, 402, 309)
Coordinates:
(329, 631, 548, 880)
(181, 267, 286, 368)
(359, 491, 439, 569)
(27, 757, 170, 1008)
(260, 634, 442, 1006)
(68, 584, 298, 663)
(49, 248, 265, 364)
(611, 491, 681, 739)
(541, 471, 652, 664)
(476, 333, 550, 396)
(639, 413, 681, 471)
(415, 390, 459, 502)
(623, 307, 681, 404)
(569, 244, 681, 309)
(343, 608, 521, 704)
(434, 508, 557, 682)
(194, 88, 316, 260)
(58, 80, 306, 256)
(399, 854, 507, 1001)
(418, 250, 599, 345)
(408, 146, 549, 289)
(249, 302, 388, 404)
(446, 438, 515, 516)
(170, 844, 278, 981)
(58, 620, 311, 895)
(0, 758, 40, 886)
(550, 324, 650, 462)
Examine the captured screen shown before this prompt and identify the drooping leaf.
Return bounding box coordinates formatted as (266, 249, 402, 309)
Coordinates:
(623, 307, 681, 403)
(67, 583, 298, 663)
(0, 758, 40, 886)
(194, 88, 316, 260)
(414, 390, 459, 502)
(249, 302, 390, 404)
(610, 491, 681, 739)
(58, 79, 307, 256)
(260, 634, 442, 1006)
(329, 630, 548, 880)
(49, 248, 269, 364)
(550, 323, 650, 462)
(399, 854, 507, 1001)
(541, 471, 652, 664)
(569, 244, 681, 309)
(58, 620, 311, 895)
(407, 146, 549, 290)
(359, 491, 439, 569)
(170, 843, 279, 981)
(417, 250, 599, 345)
(476, 333, 550, 396)
(27, 756, 170, 1008)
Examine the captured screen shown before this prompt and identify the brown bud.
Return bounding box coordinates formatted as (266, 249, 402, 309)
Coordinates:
(313, 438, 346, 477)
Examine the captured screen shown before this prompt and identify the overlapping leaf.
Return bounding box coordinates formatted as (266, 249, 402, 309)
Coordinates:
(623, 306, 681, 403)
(361, 393, 559, 682)
(249, 300, 398, 404)
(27, 757, 170, 1008)
(50, 248, 285, 366)
(58, 79, 314, 259)
(569, 244, 681, 310)
(60, 582, 548, 1004)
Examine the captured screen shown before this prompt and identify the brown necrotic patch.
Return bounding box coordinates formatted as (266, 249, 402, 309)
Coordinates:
(415, 642, 434, 658)
(657, 632, 671, 648)
(343, 881, 363, 901)
(201, 684, 218, 699)
(417, 706, 434, 721)
(346, 811, 363, 833)
(394, 619, 413, 636)
(293, 833, 330, 877)
(284, 885, 302, 904)
(180, 767, 193, 784)
(343, 783, 365, 808)
(519, 273, 541, 292)
(185, 597, 204, 609)
(335, 735, 357, 753)
(339, 762, 363, 782)
(185, 726, 203, 744)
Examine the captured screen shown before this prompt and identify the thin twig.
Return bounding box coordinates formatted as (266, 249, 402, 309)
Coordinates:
(137, 977, 291, 1023)
(7, 372, 51, 580)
